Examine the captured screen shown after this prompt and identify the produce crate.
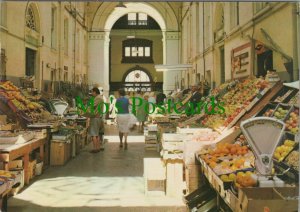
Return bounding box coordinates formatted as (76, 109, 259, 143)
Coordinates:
(9, 169, 24, 196)
(284, 106, 299, 135)
(50, 140, 71, 166)
(145, 124, 158, 132)
(144, 158, 166, 196)
(28, 160, 36, 180)
(255, 102, 278, 117)
(237, 187, 299, 212)
(145, 134, 157, 140)
(270, 86, 298, 103)
(273, 132, 297, 162)
(272, 103, 293, 121)
(185, 165, 201, 193)
(198, 156, 231, 198)
(183, 185, 217, 211)
(176, 127, 213, 134)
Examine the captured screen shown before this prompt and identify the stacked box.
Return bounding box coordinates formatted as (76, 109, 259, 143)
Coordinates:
(144, 158, 166, 196)
(166, 160, 184, 198)
(50, 140, 71, 166)
(144, 127, 159, 152)
(28, 160, 37, 180)
(185, 164, 201, 194)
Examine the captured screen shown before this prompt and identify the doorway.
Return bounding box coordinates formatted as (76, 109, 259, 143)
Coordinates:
(220, 46, 225, 83)
(257, 49, 273, 77)
(26, 48, 36, 76)
(0, 49, 6, 80)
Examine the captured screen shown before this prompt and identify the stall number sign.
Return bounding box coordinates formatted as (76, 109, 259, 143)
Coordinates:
(231, 42, 252, 79)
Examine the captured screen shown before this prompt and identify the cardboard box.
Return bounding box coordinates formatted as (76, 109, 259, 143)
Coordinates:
(144, 158, 166, 196)
(166, 161, 184, 197)
(237, 187, 299, 212)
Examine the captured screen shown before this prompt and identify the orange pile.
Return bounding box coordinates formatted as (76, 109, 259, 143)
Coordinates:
(210, 143, 249, 156)
(235, 171, 257, 188)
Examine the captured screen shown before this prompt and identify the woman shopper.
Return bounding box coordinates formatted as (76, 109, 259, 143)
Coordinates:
(88, 87, 104, 153)
(136, 92, 149, 132)
(116, 88, 131, 150)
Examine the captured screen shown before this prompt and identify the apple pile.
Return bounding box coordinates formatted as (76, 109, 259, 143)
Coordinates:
(285, 109, 299, 134)
(273, 139, 296, 161)
(273, 107, 289, 120)
(263, 109, 274, 117)
(202, 78, 269, 129)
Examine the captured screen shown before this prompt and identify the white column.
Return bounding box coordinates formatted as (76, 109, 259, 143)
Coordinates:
(163, 31, 181, 93)
(88, 32, 110, 96)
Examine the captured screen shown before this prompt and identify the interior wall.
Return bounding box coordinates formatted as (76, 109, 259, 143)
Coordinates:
(110, 30, 163, 82)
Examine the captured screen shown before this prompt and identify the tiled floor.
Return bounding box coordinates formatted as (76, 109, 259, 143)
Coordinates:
(8, 125, 187, 212)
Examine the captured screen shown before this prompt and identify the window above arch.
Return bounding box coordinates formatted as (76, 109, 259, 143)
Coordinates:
(124, 69, 151, 83)
(122, 39, 153, 63)
(112, 13, 160, 30)
(26, 5, 38, 31)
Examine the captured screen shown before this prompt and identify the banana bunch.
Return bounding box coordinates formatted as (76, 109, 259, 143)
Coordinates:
(0, 170, 15, 178)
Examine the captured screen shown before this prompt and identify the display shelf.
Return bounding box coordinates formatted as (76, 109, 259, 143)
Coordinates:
(270, 85, 298, 103)
(236, 81, 283, 126)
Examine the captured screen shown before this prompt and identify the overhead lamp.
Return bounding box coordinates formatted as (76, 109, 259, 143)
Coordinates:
(115, 2, 127, 9)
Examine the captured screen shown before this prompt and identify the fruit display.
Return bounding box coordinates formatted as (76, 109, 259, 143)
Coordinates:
(285, 108, 299, 134)
(274, 89, 293, 103)
(191, 131, 219, 142)
(235, 171, 257, 188)
(285, 151, 299, 171)
(288, 93, 299, 105)
(273, 139, 296, 161)
(263, 108, 274, 117)
(200, 142, 254, 175)
(0, 81, 19, 91)
(273, 106, 290, 120)
(202, 78, 269, 129)
(0, 81, 46, 123)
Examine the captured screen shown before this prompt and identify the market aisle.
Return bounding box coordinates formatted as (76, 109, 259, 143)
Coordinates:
(8, 125, 186, 212)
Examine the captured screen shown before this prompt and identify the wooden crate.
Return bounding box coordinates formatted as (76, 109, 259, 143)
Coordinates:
(166, 160, 184, 197)
(185, 165, 201, 194)
(50, 141, 71, 166)
(28, 160, 36, 180)
(9, 169, 24, 195)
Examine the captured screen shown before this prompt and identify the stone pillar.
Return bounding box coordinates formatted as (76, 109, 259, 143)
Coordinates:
(88, 32, 110, 97)
(163, 32, 181, 93)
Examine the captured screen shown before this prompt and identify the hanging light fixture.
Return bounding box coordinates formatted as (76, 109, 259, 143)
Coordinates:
(115, 2, 127, 9)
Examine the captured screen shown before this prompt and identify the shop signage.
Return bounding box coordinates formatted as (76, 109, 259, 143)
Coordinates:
(75, 96, 226, 116)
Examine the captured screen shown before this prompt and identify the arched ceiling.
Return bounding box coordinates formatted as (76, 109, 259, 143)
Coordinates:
(87, 2, 181, 32)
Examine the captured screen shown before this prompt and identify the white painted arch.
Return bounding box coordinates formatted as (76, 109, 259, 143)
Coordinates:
(88, 2, 180, 95)
(91, 2, 178, 31)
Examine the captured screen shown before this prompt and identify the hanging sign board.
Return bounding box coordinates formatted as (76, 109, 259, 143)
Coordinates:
(231, 42, 253, 79)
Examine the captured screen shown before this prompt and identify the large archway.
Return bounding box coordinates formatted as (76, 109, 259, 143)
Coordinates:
(88, 2, 180, 95)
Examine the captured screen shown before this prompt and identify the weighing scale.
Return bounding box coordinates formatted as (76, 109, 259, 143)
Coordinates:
(241, 117, 286, 187)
